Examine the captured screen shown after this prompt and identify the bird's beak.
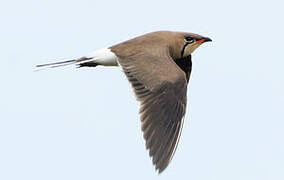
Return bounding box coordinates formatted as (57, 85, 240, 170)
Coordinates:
(203, 37, 212, 42)
(195, 37, 212, 44)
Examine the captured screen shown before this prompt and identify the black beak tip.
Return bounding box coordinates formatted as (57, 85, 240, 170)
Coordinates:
(204, 37, 212, 42)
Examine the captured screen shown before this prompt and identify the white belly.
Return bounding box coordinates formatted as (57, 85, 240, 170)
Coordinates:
(86, 48, 118, 66)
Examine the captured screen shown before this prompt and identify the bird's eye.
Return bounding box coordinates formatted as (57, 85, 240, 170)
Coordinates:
(185, 37, 195, 44)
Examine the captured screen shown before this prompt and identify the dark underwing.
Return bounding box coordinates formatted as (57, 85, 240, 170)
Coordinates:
(174, 55, 192, 82)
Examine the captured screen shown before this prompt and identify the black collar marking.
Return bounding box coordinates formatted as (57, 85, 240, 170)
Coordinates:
(181, 42, 189, 58)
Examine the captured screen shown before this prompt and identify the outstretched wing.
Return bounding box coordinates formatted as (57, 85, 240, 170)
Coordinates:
(111, 46, 190, 173)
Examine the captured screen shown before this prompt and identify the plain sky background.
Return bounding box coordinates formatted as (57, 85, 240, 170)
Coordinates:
(0, 0, 283, 179)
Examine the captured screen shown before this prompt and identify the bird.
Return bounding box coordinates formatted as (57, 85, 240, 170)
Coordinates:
(36, 31, 212, 173)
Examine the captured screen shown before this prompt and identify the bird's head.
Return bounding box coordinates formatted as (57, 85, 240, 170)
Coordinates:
(181, 33, 212, 57)
(167, 32, 212, 59)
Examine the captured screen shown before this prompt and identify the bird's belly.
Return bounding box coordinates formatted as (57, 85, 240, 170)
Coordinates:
(87, 48, 119, 66)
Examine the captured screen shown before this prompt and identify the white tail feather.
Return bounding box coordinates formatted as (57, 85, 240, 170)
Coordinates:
(35, 48, 118, 71)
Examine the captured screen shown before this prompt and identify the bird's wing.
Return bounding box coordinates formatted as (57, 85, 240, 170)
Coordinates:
(174, 55, 192, 82)
(113, 47, 190, 173)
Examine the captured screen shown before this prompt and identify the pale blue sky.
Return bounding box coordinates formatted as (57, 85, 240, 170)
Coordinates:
(0, 0, 284, 179)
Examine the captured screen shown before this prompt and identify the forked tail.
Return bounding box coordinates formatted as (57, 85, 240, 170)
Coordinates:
(35, 57, 93, 71)
(36, 59, 77, 68)
(35, 48, 118, 71)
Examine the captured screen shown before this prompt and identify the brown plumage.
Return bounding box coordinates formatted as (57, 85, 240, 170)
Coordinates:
(36, 31, 211, 173)
(110, 31, 211, 173)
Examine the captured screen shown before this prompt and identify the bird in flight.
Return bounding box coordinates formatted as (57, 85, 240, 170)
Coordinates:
(36, 31, 212, 173)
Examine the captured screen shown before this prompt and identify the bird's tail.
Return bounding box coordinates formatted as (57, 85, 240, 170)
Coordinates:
(35, 48, 118, 71)
(35, 57, 93, 71)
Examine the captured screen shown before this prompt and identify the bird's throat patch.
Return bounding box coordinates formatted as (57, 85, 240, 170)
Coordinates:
(182, 43, 201, 57)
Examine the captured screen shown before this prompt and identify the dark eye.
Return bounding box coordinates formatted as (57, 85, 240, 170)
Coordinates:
(185, 37, 195, 44)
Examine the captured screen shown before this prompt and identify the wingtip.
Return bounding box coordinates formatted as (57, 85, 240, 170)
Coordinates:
(153, 156, 169, 174)
(155, 165, 166, 174)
